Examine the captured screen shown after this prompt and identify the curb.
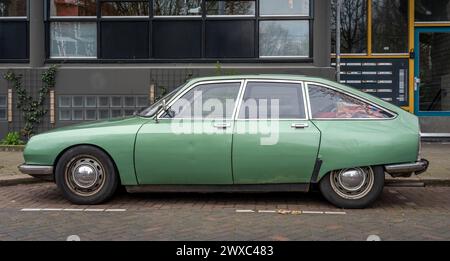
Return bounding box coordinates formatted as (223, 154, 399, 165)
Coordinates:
(385, 178, 450, 187)
(0, 145, 25, 152)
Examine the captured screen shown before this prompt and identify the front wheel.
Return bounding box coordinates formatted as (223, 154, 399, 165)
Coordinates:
(319, 166, 384, 209)
(55, 146, 119, 205)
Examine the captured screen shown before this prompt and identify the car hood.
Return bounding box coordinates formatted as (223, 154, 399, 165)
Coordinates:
(42, 116, 147, 134)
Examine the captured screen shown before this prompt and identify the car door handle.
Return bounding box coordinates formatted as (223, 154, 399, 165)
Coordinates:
(291, 123, 309, 129)
(213, 123, 231, 129)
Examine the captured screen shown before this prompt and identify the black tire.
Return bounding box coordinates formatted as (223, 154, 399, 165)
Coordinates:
(55, 145, 119, 205)
(319, 166, 384, 209)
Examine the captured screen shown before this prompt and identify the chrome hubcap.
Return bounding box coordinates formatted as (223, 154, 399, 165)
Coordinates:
(330, 167, 375, 200)
(65, 156, 106, 197)
(338, 169, 366, 192)
(72, 163, 99, 189)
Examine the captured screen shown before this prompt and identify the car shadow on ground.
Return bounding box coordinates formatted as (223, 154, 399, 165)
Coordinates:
(3, 182, 446, 211)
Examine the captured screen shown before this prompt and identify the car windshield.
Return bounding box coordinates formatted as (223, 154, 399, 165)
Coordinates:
(138, 84, 186, 117)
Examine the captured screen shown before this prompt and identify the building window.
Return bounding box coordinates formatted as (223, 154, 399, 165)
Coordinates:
(100, 21, 149, 59)
(260, 20, 309, 58)
(415, 0, 450, 22)
(101, 1, 149, 17)
(154, 0, 202, 16)
(58, 95, 149, 121)
(45, 0, 313, 61)
(331, 0, 368, 54)
(206, 0, 256, 16)
(153, 20, 202, 59)
(206, 20, 255, 58)
(260, 0, 310, 16)
(0, 0, 28, 61)
(49, 0, 96, 17)
(258, 0, 311, 58)
(0, 95, 6, 120)
(372, 0, 408, 54)
(50, 22, 97, 58)
(0, 0, 27, 17)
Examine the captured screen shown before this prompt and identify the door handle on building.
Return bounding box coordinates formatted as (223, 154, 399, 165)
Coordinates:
(414, 77, 421, 91)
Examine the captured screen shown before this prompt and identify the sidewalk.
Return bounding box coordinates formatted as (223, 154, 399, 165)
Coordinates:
(1, 143, 449, 186)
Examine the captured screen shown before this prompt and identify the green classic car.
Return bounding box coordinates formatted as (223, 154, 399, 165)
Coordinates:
(19, 75, 428, 208)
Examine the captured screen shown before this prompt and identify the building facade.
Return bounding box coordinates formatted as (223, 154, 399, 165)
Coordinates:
(0, 0, 449, 139)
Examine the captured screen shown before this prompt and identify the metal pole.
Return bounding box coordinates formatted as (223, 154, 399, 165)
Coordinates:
(336, 0, 342, 82)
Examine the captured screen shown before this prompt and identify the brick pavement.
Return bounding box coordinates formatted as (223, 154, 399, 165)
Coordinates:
(0, 183, 449, 241)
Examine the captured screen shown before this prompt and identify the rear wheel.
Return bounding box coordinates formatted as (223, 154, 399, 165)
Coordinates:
(55, 146, 119, 205)
(319, 166, 384, 209)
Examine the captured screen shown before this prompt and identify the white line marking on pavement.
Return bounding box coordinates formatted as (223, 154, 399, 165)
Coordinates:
(42, 208, 63, 211)
(21, 208, 41, 211)
(324, 211, 347, 215)
(63, 209, 84, 212)
(235, 209, 347, 215)
(236, 209, 255, 213)
(84, 209, 105, 212)
(257, 210, 277, 213)
(105, 209, 127, 212)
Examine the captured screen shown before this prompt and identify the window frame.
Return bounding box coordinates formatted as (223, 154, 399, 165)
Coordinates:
(305, 81, 397, 121)
(0, 95, 7, 121)
(235, 79, 309, 121)
(0, 0, 29, 63)
(331, 0, 410, 57)
(44, 0, 314, 63)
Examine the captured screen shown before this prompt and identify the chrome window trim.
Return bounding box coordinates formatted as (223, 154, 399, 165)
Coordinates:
(260, 55, 310, 59)
(101, 16, 149, 19)
(49, 16, 97, 19)
(50, 56, 98, 59)
(0, 16, 28, 19)
(156, 79, 245, 120)
(304, 82, 397, 121)
(206, 15, 255, 18)
(235, 79, 309, 121)
(153, 15, 202, 19)
(259, 14, 310, 18)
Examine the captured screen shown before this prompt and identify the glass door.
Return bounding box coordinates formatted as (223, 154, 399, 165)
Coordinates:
(414, 27, 450, 116)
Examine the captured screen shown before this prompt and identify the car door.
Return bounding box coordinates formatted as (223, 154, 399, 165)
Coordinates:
(232, 80, 321, 184)
(135, 80, 243, 185)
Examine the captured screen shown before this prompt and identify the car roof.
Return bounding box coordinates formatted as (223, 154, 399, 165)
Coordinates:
(188, 74, 326, 83)
(185, 74, 406, 115)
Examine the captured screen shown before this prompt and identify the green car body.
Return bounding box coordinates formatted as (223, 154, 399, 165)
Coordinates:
(20, 75, 428, 207)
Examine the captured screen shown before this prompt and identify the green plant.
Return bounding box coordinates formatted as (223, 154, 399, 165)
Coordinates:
(155, 86, 168, 102)
(0, 132, 25, 146)
(3, 65, 58, 139)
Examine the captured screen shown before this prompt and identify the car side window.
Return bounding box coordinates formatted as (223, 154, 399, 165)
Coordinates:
(163, 82, 241, 119)
(238, 82, 306, 119)
(307, 84, 393, 119)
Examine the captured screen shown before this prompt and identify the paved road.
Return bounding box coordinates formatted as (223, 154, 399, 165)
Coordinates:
(0, 183, 449, 241)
